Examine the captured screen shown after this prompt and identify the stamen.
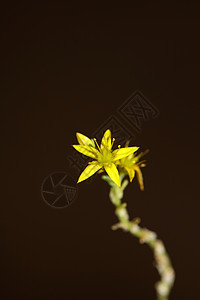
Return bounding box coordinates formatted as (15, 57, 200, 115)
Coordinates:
(137, 149, 149, 159)
(125, 140, 130, 147)
(111, 138, 115, 148)
(137, 160, 146, 166)
(118, 145, 121, 148)
(94, 138, 101, 151)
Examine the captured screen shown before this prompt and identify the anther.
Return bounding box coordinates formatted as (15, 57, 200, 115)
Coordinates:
(111, 138, 115, 148)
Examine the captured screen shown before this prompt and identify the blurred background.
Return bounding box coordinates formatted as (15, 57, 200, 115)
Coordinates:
(1, 3, 199, 299)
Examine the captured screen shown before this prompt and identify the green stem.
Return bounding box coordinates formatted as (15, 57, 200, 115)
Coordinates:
(102, 174, 175, 300)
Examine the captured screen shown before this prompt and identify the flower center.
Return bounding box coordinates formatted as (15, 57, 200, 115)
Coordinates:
(97, 148, 113, 165)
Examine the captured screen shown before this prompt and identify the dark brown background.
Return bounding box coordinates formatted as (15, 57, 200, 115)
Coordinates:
(1, 3, 199, 300)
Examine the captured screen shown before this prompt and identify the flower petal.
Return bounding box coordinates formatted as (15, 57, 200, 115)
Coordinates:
(89, 138, 96, 148)
(100, 129, 112, 150)
(73, 145, 99, 159)
(104, 163, 121, 187)
(76, 132, 91, 146)
(134, 165, 144, 190)
(77, 162, 102, 183)
(125, 167, 135, 182)
(112, 147, 139, 161)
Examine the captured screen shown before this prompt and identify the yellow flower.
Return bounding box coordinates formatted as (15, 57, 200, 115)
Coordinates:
(73, 129, 139, 187)
(116, 141, 148, 190)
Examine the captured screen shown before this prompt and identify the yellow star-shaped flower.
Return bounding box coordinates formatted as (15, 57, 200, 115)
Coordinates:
(116, 141, 148, 190)
(73, 129, 139, 187)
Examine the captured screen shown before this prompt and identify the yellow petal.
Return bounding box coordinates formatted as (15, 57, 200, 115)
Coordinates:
(104, 163, 121, 187)
(97, 169, 104, 174)
(76, 132, 91, 146)
(100, 129, 112, 150)
(112, 147, 139, 161)
(134, 165, 144, 190)
(125, 167, 135, 182)
(77, 162, 102, 183)
(73, 145, 99, 159)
